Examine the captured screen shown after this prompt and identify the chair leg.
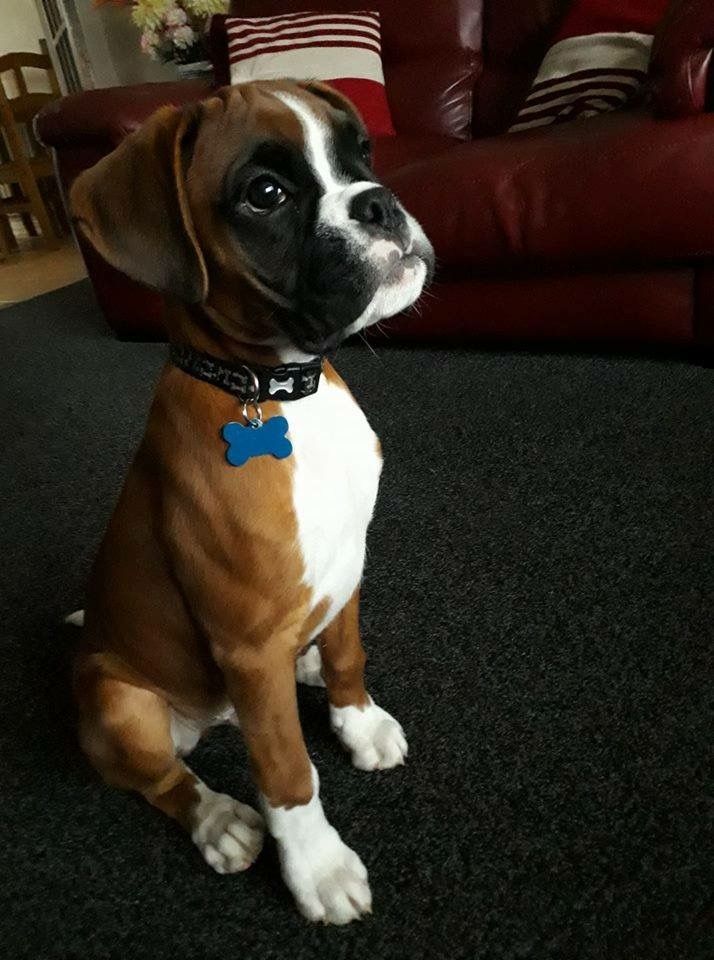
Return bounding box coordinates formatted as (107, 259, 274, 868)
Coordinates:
(0, 215, 20, 253)
(0, 215, 17, 256)
(21, 212, 38, 237)
(0, 217, 9, 260)
(8, 183, 38, 238)
(17, 165, 59, 249)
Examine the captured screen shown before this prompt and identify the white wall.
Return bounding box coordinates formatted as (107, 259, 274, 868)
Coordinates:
(0, 0, 52, 93)
(0, 0, 44, 56)
(1, 0, 178, 92)
(73, 1, 177, 88)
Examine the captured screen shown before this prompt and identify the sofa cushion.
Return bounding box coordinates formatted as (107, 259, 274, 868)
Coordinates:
(383, 110, 714, 272)
(508, 0, 668, 133)
(222, 0, 482, 139)
(210, 10, 395, 136)
(372, 133, 459, 176)
(474, 0, 571, 135)
(368, 269, 693, 345)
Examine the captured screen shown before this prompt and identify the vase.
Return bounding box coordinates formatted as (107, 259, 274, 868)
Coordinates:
(176, 60, 213, 80)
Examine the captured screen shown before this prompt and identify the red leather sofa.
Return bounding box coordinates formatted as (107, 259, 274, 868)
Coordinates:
(38, 0, 714, 350)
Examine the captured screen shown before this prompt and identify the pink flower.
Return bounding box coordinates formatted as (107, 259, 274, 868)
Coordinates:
(171, 24, 196, 49)
(165, 5, 188, 28)
(140, 29, 160, 59)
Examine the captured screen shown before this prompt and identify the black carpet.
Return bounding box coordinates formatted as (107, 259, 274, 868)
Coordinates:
(1, 280, 712, 960)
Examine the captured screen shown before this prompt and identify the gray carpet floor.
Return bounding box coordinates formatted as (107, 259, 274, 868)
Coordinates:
(1, 279, 712, 959)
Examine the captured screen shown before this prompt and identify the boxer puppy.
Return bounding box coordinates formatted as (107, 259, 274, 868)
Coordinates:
(69, 80, 433, 924)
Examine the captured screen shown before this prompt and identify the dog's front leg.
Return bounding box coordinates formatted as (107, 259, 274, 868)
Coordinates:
(224, 638, 372, 924)
(320, 589, 408, 770)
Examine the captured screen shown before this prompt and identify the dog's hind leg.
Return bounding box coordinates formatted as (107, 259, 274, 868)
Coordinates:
(295, 644, 326, 687)
(74, 656, 264, 874)
(64, 609, 85, 627)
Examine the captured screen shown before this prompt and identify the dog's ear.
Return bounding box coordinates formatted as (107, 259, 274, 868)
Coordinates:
(70, 104, 208, 304)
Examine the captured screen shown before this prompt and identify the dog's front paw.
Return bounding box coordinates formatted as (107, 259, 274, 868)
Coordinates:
(279, 825, 371, 924)
(191, 785, 264, 874)
(330, 697, 408, 770)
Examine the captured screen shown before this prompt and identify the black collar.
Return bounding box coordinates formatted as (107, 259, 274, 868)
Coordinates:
(169, 343, 323, 403)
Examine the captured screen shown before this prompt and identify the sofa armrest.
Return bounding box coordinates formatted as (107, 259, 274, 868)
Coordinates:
(650, 0, 714, 117)
(36, 79, 214, 150)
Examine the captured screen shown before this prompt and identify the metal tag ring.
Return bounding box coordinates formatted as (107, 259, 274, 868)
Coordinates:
(237, 364, 260, 404)
(241, 400, 263, 427)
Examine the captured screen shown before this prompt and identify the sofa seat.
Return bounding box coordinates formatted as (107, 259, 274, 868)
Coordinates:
(384, 111, 714, 274)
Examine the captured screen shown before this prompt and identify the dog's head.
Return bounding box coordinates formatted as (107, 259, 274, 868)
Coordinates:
(70, 81, 433, 355)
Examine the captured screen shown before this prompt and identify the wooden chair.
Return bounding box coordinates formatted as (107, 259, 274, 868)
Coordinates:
(0, 42, 65, 256)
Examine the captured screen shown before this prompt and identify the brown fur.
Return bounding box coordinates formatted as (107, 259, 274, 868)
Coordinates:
(70, 84, 374, 832)
(319, 589, 369, 709)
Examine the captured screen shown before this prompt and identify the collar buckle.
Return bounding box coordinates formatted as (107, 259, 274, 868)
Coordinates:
(168, 343, 323, 405)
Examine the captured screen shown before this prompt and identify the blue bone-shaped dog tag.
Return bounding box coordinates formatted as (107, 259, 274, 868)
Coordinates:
(221, 416, 293, 467)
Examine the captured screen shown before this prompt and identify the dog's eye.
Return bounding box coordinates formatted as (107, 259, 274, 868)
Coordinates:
(245, 176, 287, 213)
(359, 138, 372, 163)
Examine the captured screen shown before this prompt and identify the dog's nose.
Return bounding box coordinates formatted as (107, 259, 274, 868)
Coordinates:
(349, 186, 405, 237)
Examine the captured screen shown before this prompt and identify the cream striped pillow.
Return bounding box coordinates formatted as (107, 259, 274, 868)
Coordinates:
(222, 10, 395, 136)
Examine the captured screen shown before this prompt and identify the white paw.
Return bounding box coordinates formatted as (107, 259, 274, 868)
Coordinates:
(191, 784, 264, 874)
(263, 765, 372, 924)
(280, 825, 371, 924)
(330, 697, 408, 771)
(295, 645, 325, 687)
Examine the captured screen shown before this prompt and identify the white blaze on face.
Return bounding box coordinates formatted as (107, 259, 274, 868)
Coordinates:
(272, 90, 432, 334)
(271, 92, 342, 191)
(273, 91, 374, 227)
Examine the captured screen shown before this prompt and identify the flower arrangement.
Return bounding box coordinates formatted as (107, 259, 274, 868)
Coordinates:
(131, 0, 227, 64)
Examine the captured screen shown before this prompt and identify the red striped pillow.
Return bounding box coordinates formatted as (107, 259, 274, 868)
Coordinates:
(509, 0, 669, 133)
(220, 10, 395, 137)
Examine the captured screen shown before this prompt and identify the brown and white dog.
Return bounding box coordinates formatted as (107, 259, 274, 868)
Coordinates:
(68, 80, 433, 924)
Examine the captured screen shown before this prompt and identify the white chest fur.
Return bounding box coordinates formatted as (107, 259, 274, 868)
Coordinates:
(284, 376, 382, 637)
